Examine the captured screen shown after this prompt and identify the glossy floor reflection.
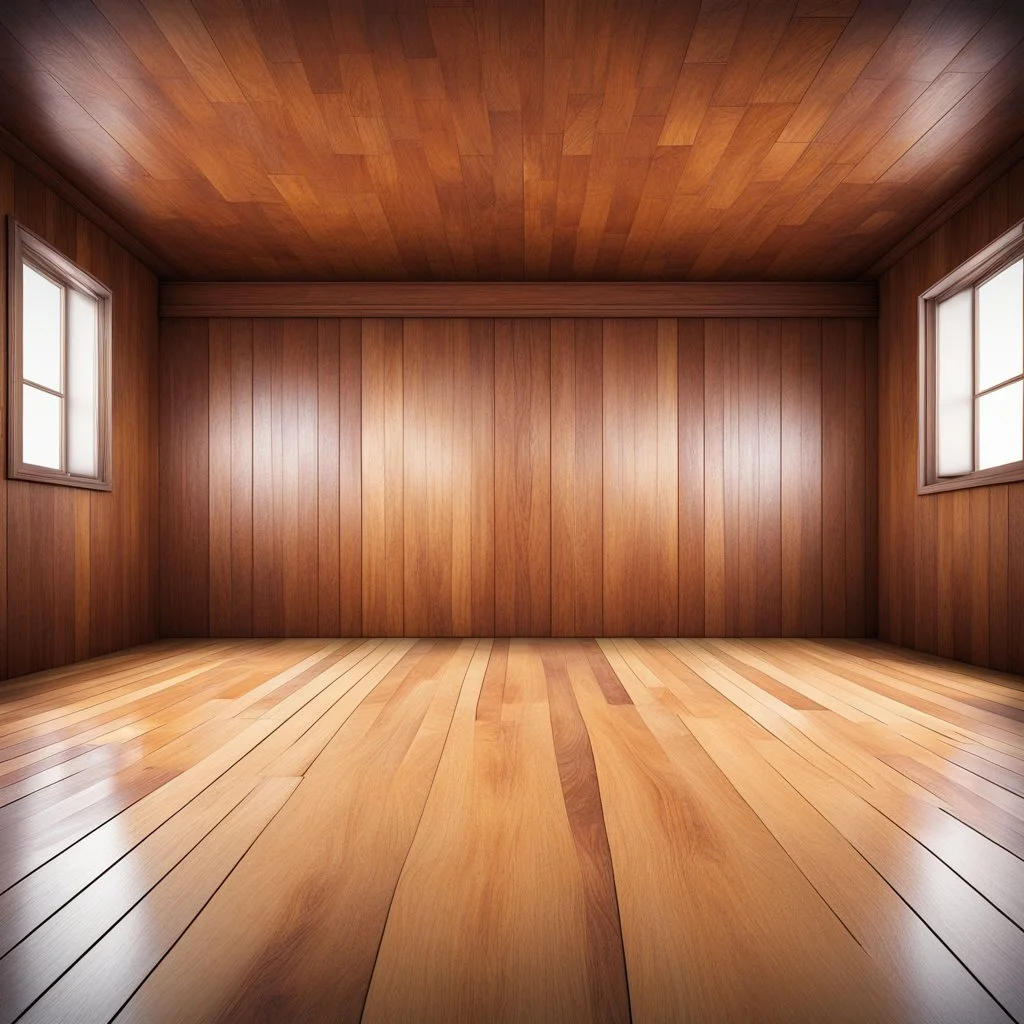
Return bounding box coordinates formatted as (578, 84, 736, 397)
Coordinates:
(0, 638, 1021, 1023)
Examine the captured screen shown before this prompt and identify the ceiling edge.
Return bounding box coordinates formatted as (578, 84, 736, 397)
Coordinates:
(866, 133, 1024, 279)
(0, 125, 174, 279)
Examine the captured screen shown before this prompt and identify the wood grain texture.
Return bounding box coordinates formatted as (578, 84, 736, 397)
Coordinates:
(1, 3, 1022, 281)
(878, 154, 1024, 673)
(159, 281, 879, 318)
(3, 637, 1020, 1022)
(161, 311, 876, 640)
(0, 151, 159, 680)
(495, 318, 552, 636)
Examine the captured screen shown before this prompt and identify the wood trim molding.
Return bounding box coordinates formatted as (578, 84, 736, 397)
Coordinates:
(159, 281, 878, 319)
(0, 126, 174, 278)
(867, 133, 1024, 279)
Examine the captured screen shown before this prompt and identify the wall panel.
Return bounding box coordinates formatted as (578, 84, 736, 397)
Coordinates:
(878, 155, 1024, 674)
(0, 152, 160, 680)
(160, 312, 876, 639)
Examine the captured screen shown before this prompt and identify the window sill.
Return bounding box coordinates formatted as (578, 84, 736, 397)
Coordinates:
(918, 460, 1024, 494)
(8, 467, 112, 492)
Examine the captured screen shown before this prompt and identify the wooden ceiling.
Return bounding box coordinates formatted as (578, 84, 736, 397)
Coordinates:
(1, 0, 1022, 281)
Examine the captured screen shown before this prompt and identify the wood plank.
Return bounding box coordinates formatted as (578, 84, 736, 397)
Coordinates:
(603, 318, 678, 636)
(159, 319, 209, 639)
(821, 319, 847, 636)
(339, 319, 363, 637)
(317, 319, 341, 638)
(160, 281, 880, 318)
(361, 319, 404, 637)
(229, 319, 253, 637)
(551, 319, 603, 636)
(495, 319, 551, 636)
(678, 318, 705, 636)
(208, 318, 232, 636)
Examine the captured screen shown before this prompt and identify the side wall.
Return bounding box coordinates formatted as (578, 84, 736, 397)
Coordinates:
(160, 313, 877, 639)
(0, 153, 160, 679)
(879, 157, 1024, 674)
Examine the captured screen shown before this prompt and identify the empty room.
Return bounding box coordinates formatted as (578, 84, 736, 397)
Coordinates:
(1, 0, 1024, 1021)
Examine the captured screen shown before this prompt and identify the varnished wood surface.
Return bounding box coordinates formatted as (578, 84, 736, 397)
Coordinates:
(160, 313, 877, 639)
(158, 280, 879, 318)
(0, 637, 1021, 1022)
(0, 149, 160, 682)
(878, 153, 1024, 675)
(0, 1, 1022, 281)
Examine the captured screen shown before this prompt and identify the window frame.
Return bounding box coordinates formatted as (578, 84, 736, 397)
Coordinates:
(919, 219, 1024, 494)
(7, 219, 112, 491)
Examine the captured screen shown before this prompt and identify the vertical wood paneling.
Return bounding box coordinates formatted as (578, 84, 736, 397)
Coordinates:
(878, 156, 1024, 674)
(252, 319, 285, 636)
(844, 320, 866, 638)
(159, 319, 209, 638)
(362, 319, 404, 636)
(208, 320, 232, 636)
(602, 319, 678, 636)
(495, 318, 551, 636)
(230, 320, 254, 637)
(153, 310, 877, 645)
(282, 320, 319, 637)
(756, 319, 782, 636)
(678, 318, 705, 637)
(780, 320, 801, 635)
(821, 320, 846, 636)
(469, 320, 495, 636)
(551, 319, 603, 636)
(317, 319, 341, 637)
(704, 320, 726, 636)
(339, 320, 362, 636)
(403, 319, 455, 636)
(737, 320, 759, 637)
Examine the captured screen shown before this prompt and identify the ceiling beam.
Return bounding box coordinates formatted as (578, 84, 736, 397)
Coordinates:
(159, 280, 878, 319)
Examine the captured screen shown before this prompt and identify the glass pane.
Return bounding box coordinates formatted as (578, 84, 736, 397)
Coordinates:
(977, 381, 1023, 471)
(67, 289, 99, 478)
(978, 258, 1023, 391)
(22, 383, 62, 470)
(22, 263, 63, 392)
(937, 289, 974, 476)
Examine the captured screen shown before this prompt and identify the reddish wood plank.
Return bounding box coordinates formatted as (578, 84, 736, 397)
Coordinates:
(552, 319, 603, 637)
(317, 319, 341, 638)
(495, 318, 551, 636)
(338, 320, 362, 637)
(678, 318, 705, 636)
(208, 319, 232, 636)
(821, 319, 846, 636)
(159, 319, 210, 639)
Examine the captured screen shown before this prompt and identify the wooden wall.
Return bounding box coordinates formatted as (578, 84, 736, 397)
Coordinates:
(879, 156, 1024, 675)
(0, 152, 160, 680)
(160, 313, 877, 639)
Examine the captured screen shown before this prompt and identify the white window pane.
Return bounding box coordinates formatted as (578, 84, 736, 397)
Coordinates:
(937, 289, 974, 476)
(22, 263, 63, 392)
(978, 259, 1023, 392)
(22, 383, 62, 470)
(978, 381, 1023, 471)
(67, 289, 99, 477)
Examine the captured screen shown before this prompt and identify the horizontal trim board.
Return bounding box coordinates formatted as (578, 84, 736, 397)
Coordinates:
(160, 281, 878, 319)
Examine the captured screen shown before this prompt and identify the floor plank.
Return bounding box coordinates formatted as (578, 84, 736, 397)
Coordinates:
(0, 637, 1018, 1023)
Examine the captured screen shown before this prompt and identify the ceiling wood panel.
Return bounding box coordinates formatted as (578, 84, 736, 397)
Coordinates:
(0, 0, 1021, 281)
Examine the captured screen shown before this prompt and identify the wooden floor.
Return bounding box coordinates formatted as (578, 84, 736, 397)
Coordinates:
(1, 638, 1023, 1023)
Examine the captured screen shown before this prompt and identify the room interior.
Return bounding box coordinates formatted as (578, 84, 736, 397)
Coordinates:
(0, 1, 1023, 1021)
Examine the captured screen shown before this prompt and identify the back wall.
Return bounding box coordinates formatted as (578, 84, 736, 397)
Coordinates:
(160, 300, 877, 639)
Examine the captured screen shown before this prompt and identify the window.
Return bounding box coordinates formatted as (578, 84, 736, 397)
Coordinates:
(919, 220, 1024, 493)
(7, 220, 111, 490)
